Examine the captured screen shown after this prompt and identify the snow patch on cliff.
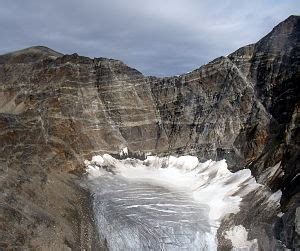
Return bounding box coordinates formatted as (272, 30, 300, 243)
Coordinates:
(225, 225, 258, 250)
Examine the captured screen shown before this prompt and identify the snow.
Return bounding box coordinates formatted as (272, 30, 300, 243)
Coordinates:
(85, 154, 282, 250)
(120, 147, 128, 156)
(225, 225, 258, 250)
(91, 155, 104, 166)
(92, 156, 259, 221)
(268, 189, 282, 203)
(277, 212, 284, 217)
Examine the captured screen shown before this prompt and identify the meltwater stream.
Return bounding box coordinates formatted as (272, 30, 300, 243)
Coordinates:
(85, 154, 280, 250)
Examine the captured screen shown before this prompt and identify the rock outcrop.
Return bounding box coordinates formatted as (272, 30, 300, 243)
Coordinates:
(0, 16, 299, 249)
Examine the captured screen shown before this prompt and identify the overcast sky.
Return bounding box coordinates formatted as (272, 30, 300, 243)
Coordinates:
(0, 0, 299, 76)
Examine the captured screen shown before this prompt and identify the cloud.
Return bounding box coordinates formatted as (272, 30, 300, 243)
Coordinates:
(0, 0, 299, 76)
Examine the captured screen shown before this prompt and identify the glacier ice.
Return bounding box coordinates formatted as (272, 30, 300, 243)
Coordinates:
(85, 154, 282, 250)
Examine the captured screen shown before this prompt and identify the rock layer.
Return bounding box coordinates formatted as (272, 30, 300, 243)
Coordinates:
(0, 16, 299, 249)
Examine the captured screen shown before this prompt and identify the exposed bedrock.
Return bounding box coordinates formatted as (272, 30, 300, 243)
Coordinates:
(0, 16, 299, 249)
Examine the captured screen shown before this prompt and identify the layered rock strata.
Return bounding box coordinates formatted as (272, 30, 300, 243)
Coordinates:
(0, 16, 299, 249)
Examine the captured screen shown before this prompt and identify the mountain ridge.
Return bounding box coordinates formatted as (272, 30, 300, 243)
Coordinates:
(0, 15, 299, 249)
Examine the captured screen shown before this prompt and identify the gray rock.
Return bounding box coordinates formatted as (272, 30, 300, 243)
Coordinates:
(296, 207, 300, 236)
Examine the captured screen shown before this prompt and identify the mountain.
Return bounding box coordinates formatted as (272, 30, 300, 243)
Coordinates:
(0, 16, 299, 249)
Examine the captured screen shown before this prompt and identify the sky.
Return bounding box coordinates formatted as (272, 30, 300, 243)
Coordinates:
(0, 0, 299, 76)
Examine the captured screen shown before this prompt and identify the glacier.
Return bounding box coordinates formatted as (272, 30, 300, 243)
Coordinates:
(84, 154, 281, 250)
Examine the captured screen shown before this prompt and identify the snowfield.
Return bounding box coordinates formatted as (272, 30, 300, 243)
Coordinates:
(85, 154, 281, 250)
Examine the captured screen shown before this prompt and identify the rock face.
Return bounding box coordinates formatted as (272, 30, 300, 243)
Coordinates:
(0, 16, 299, 249)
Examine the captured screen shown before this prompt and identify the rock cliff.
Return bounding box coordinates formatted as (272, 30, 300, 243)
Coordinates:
(0, 16, 299, 249)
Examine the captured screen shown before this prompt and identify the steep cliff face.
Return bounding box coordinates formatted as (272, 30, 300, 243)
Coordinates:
(228, 17, 300, 247)
(0, 16, 299, 249)
(150, 56, 270, 167)
(152, 15, 299, 170)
